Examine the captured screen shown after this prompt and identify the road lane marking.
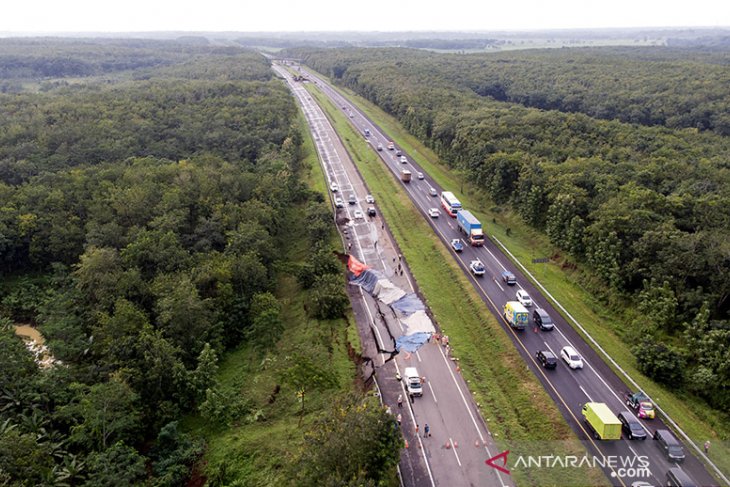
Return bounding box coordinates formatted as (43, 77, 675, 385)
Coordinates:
(492, 276, 504, 292)
(579, 385, 595, 402)
(449, 438, 462, 466)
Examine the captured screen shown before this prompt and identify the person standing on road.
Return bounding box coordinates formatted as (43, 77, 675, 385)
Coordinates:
(396, 413, 402, 426)
(705, 440, 711, 454)
(424, 423, 430, 438)
(397, 394, 403, 408)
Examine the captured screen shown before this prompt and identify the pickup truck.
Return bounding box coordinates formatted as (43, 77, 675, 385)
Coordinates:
(624, 391, 655, 419)
(469, 260, 485, 276)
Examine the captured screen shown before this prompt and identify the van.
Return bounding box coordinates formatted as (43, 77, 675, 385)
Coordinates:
(533, 309, 554, 330)
(665, 467, 696, 487)
(503, 301, 528, 330)
(653, 429, 685, 463)
(404, 367, 422, 397)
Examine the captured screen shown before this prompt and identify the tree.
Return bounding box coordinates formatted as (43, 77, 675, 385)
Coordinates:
(124, 325, 189, 429)
(0, 428, 55, 487)
(0, 327, 38, 406)
(633, 339, 686, 386)
(63, 373, 141, 451)
(225, 222, 275, 264)
(121, 229, 190, 279)
(281, 355, 338, 426)
(635, 280, 679, 334)
(296, 394, 401, 486)
(309, 274, 349, 320)
(189, 343, 219, 405)
(683, 304, 730, 410)
(246, 292, 283, 354)
(84, 442, 147, 487)
(151, 421, 204, 487)
(152, 273, 212, 361)
(74, 246, 124, 311)
(93, 298, 150, 371)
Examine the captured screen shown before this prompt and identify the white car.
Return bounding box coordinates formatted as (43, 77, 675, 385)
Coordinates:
(561, 346, 584, 369)
(427, 208, 440, 218)
(428, 187, 437, 197)
(399, 155, 408, 163)
(469, 260, 485, 276)
(417, 172, 424, 180)
(334, 197, 344, 208)
(330, 182, 339, 192)
(365, 194, 375, 203)
(377, 143, 383, 151)
(353, 210, 364, 219)
(516, 289, 533, 307)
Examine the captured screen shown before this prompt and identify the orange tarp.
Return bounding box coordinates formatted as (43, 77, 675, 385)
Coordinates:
(347, 255, 369, 276)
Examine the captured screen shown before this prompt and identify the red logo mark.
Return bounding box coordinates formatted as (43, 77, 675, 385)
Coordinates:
(485, 450, 510, 475)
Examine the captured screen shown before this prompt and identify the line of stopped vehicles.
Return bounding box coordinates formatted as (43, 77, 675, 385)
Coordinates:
(452, 191, 686, 479)
(330, 130, 696, 486)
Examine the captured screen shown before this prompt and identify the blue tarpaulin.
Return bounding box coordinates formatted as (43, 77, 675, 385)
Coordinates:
(390, 293, 426, 316)
(349, 269, 382, 294)
(349, 266, 434, 354)
(395, 332, 431, 353)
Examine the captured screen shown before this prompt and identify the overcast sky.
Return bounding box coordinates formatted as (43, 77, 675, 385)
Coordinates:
(2, 0, 729, 33)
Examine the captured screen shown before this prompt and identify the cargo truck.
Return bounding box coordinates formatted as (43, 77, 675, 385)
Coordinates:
(582, 403, 621, 440)
(456, 210, 484, 246)
(401, 169, 412, 183)
(503, 301, 528, 330)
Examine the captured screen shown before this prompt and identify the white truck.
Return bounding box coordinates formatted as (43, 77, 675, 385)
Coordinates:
(404, 367, 423, 397)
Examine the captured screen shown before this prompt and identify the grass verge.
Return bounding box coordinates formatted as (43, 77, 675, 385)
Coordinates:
(309, 74, 730, 480)
(308, 84, 608, 487)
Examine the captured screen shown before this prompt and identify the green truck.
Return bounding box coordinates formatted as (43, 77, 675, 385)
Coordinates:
(582, 403, 621, 440)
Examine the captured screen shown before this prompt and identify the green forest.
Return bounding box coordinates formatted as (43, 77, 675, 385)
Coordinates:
(0, 40, 400, 486)
(291, 46, 730, 414)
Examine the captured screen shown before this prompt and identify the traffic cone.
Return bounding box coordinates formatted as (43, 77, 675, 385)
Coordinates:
(454, 441, 459, 448)
(475, 440, 480, 447)
(445, 441, 451, 449)
(404, 439, 409, 449)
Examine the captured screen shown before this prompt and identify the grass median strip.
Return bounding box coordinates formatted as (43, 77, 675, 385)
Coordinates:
(308, 85, 608, 487)
(313, 74, 730, 480)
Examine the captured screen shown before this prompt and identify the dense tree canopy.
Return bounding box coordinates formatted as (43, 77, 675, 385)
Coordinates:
(0, 43, 312, 485)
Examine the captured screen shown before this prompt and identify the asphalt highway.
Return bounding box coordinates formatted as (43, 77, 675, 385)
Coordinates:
(292, 64, 725, 487)
(274, 64, 513, 487)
